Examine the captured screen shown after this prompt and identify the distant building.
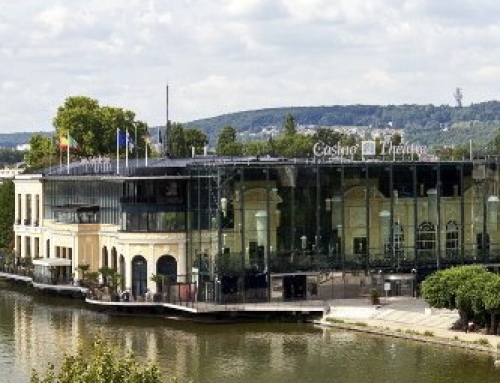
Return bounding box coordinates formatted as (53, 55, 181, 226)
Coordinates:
(0, 163, 24, 184)
(16, 144, 30, 151)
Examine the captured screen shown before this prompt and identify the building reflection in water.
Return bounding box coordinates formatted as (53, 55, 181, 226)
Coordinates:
(3, 286, 499, 382)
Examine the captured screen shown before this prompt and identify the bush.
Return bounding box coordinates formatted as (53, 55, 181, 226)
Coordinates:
(30, 336, 165, 383)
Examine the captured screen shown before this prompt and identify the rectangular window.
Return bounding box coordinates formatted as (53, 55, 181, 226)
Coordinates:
(25, 237, 31, 257)
(35, 195, 40, 226)
(17, 194, 21, 224)
(25, 194, 32, 225)
(34, 238, 40, 258)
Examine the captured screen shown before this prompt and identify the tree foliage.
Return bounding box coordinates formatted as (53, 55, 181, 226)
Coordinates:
(52, 96, 148, 158)
(168, 123, 186, 157)
(30, 336, 166, 383)
(184, 127, 208, 156)
(422, 266, 487, 311)
(216, 126, 241, 155)
(0, 180, 14, 250)
(0, 148, 25, 164)
(25, 134, 56, 169)
(242, 141, 270, 156)
(183, 101, 500, 148)
(273, 134, 313, 158)
(422, 265, 500, 333)
(283, 113, 296, 136)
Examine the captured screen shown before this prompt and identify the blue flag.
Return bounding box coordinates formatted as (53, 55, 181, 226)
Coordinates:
(118, 129, 127, 148)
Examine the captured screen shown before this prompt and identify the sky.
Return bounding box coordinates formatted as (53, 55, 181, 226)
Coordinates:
(1, 0, 500, 133)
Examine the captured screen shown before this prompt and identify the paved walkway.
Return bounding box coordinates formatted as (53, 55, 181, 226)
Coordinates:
(323, 297, 500, 350)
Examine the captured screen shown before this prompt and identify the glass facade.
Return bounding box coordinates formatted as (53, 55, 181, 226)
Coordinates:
(120, 179, 187, 232)
(186, 161, 500, 287)
(44, 179, 121, 224)
(38, 159, 500, 302)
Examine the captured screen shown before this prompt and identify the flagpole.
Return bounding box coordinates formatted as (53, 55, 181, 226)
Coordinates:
(59, 135, 62, 169)
(135, 125, 138, 166)
(145, 136, 148, 167)
(125, 131, 129, 169)
(165, 83, 169, 157)
(67, 132, 70, 174)
(117, 128, 120, 175)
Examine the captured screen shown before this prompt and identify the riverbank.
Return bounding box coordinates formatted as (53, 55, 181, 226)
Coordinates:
(318, 297, 500, 355)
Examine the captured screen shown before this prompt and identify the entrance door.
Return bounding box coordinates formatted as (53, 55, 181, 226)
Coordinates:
(132, 256, 147, 298)
(283, 275, 306, 300)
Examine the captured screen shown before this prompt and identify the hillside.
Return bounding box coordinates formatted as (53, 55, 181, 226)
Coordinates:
(0, 131, 52, 148)
(185, 102, 500, 147)
(3, 102, 500, 149)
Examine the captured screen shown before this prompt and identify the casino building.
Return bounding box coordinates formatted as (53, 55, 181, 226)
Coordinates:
(13, 154, 500, 303)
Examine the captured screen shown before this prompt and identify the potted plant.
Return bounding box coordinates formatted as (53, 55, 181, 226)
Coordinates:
(370, 288, 381, 305)
(76, 263, 90, 283)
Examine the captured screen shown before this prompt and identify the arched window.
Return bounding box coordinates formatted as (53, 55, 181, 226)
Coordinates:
(157, 255, 177, 283)
(417, 222, 436, 261)
(111, 247, 118, 271)
(101, 247, 108, 268)
(445, 221, 459, 258)
(119, 255, 126, 291)
(132, 255, 147, 298)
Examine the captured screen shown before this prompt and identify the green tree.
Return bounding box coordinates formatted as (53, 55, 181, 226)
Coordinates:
(455, 271, 495, 330)
(312, 128, 342, 146)
(483, 276, 500, 334)
(25, 134, 56, 169)
(283, 113, 296, 136)
(421, 265, 489, 327)
(216, 126, 242, 156)
(0, 148, 25, 164)
(169, 123, 187, 157)
(274, 134, 313, 158)
(184, 127, 208, 155)
(243, 141, 269, 156)
(0, 180, 14, 250)
(31, 336, 164, 383)
(53, 96, 148, 158)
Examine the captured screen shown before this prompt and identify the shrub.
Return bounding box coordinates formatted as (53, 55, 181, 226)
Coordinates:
(31, 336, 165, 383)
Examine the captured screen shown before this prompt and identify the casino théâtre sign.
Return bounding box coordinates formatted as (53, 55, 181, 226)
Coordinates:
(313, 141, 427, 158)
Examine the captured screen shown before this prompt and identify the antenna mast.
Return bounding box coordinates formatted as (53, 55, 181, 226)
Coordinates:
(454, 87, 463, 108)
(164, 84, 170, 156)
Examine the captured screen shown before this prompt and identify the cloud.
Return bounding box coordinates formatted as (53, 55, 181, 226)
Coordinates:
(1, 0, 500, 132)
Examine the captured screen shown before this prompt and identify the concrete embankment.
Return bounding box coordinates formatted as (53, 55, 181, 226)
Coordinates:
(318, 298, 500, 354)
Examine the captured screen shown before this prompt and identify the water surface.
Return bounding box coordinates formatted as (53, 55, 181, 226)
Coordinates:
(0, 284, 498, 382)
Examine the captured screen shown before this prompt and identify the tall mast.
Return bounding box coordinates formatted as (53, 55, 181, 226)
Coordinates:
(164, 83, 169, 157)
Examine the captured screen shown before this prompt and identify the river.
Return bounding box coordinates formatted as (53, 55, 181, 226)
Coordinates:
(0, 284, 499, 382)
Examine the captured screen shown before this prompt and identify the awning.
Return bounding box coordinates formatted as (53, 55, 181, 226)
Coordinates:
(33, 258, 72, 267)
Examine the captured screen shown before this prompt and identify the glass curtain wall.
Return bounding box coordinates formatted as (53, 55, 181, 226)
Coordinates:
(341, 165, 368, 271)
(44, 180, 121, 224)
(440, 164, 464, 266)
(186, 160, 500, 302)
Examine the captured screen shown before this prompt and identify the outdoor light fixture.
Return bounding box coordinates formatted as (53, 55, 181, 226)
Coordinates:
(488, 195, 499, 230)
(379, 210, 390, 252)
(301, 235, 307, 250)
(255, 210, 268, 247)
(427, 188, 438, 224)
(325, 198, 332, 212)
(220, 197, 228, 217)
